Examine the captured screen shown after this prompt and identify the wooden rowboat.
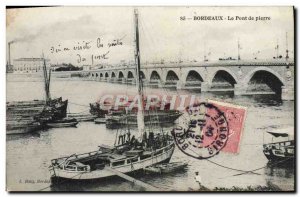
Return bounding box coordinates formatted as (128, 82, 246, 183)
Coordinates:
(144, 162, 188, 174)
(67, 113, 97, 122)
(94, 118, 106, 124)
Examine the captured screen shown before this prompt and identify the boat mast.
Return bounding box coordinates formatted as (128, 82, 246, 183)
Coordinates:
(275, 39, 279, 59)
(237, 38, 241, 61)
(134, 9, 145, 142)
(285, 32, 289, 60)
(42, 55, 51, 105)
(48, 68, 51, 100)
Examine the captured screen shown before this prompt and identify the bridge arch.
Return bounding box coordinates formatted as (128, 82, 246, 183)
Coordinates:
(243, 67, 285, 95)
(150, 71, 161, 81)
(185, 70, 204, 82)
(127, 71, 134, 79)
(118, 71, 124, 79)
(95, 73, 98, 78)
(166, 70, 179, 81)
(140, 71, 146, 79)
(111, 72, 116, 78)
(210, 68, 238, 88)
(105, 72, 109, 78)
(100, 73, 103, 78)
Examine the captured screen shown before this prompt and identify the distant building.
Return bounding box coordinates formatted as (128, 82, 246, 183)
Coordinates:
(82, 65, 91, 71)
(13, 58, 50, 73)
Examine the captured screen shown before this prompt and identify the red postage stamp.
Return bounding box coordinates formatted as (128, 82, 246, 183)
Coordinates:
(208, 100, 247, 154)
(172, 99, 247, 159)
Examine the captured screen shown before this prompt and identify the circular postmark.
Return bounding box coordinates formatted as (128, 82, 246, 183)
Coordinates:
(171, 102, 229, 159)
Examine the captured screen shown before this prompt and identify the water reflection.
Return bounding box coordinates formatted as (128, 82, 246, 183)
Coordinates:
(266, 161, 294, 178)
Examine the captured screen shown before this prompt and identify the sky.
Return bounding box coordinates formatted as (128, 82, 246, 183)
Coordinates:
(6, 6, 294, 66)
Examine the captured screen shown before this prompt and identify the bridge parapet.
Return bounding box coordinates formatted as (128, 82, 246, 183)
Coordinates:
(83, 59, 294, 72)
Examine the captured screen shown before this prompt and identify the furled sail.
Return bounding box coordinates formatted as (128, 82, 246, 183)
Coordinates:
(134, 9, 145, 142)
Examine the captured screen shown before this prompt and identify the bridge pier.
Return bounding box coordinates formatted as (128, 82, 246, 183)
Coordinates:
(234, 84, 247, 95)
(176, 81, 184, 90)
(110, 78, 117, 83)
(131, 78, 136, 85)
(158, 82, 164, 88)
(107, 78, 113, 83)
(158, 81, 166, 88)
(141, 79, 148, 86)
(200, 82, 211, 92)
(281, 85, 294, 101)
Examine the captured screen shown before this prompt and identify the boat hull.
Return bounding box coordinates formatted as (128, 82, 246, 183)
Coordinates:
(94, 118, 106, 124)
(6, 122, 43, 135)
(144, 162, 188, 174)
(263, 150, 294, 163)
(47, 122, 78, 128)
(263, 140, 294, 166)
(67, 114, 97, 122)
(50, 143, 175, 180)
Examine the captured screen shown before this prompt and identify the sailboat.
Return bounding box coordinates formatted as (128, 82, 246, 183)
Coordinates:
(37, 58, 68, 122)
(49, 9, 177, 180)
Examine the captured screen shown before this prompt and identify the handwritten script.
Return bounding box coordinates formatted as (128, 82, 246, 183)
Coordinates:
(50, 36, 125, 64)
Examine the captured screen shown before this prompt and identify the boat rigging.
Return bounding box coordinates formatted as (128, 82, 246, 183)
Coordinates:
(49, 9, 178, 181)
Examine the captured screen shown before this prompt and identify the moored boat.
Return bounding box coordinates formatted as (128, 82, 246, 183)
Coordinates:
(6, 97, 67, 135)
(6, 54, 68, 135)
(6, 121, 43, 135)
(263, 127, 294, 165)
(67, 113, 97, 122)
(89, 102, 109, 118)
(37, 98, 68, 123)
(105, 110, 182, 129)
(46, 118, 78, 128)
(94, 117, 106, 124)
(50, 137, 175, 180)
(144, 161, 188, 174)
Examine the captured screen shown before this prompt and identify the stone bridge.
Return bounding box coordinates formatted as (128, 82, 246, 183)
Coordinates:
(83, 60, 294, 100)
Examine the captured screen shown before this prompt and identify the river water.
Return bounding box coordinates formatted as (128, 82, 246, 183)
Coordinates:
(6, 74, 295, 191)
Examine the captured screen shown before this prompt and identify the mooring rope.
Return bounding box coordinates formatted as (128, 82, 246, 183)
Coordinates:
(206, 159, 261, 175)
(184, 144, 292, 176)
(214, 155, 292, 176)
(68, 101, 90, 107)
(67, 109, 90, 114)
(231, 157, 293, 177)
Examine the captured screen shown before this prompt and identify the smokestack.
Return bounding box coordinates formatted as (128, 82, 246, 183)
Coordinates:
(8, 41, 14, 65)
(8, 42, 11, 65)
